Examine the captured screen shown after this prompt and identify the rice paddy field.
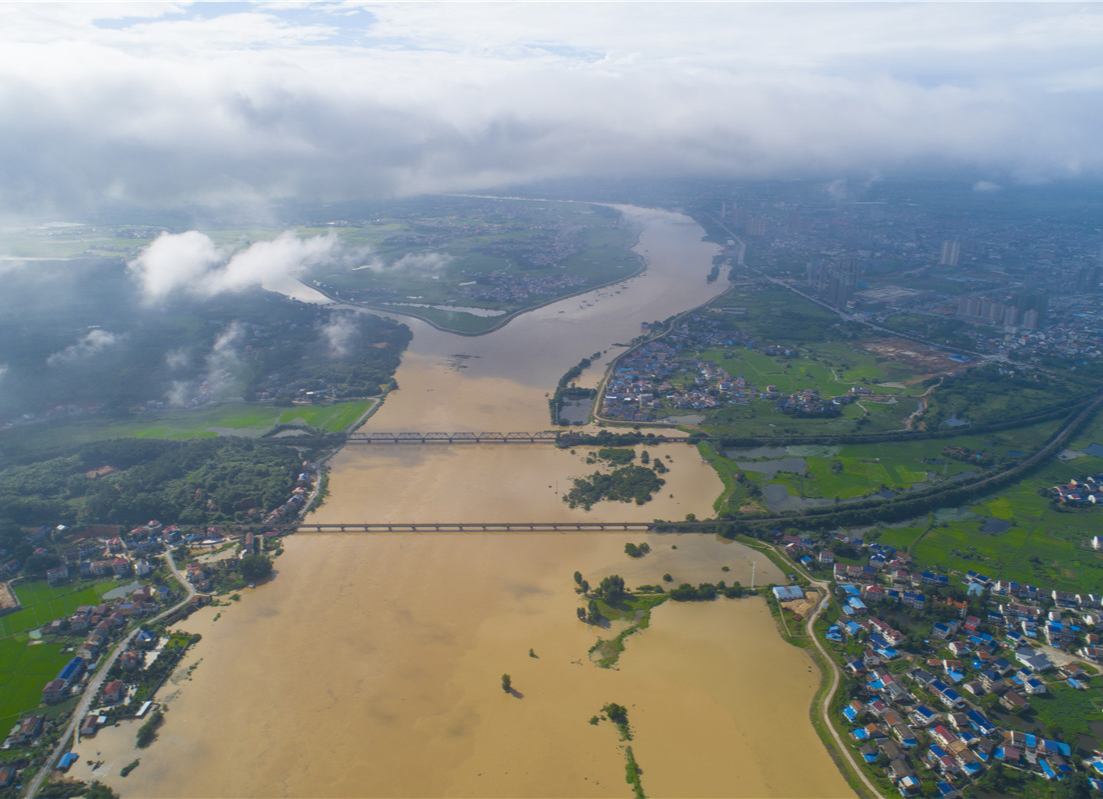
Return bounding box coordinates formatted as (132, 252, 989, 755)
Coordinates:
(0, 579, 117, 732)
(0, 635, 72, 733)
(1, 580, 116, 639)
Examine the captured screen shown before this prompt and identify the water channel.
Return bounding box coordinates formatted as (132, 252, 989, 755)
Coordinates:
(69, 205, 854, 798)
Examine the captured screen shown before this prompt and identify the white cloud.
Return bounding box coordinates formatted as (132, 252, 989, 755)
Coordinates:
(320, 314, 358, 357)
(0, 2, 1101, 217)
(973, 180, 1003, 192)
(391, 252, 455, 272)
(128, 230, 339, 301)
(128, 231, 222, 301)
(46, 329, 123, 366)
(165, 348, 190, 370)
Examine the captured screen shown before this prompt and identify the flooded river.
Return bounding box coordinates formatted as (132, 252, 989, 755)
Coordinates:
(70, 205, 854, 798)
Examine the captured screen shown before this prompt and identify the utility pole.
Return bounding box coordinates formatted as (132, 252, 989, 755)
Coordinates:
(751, 561, 756, 591)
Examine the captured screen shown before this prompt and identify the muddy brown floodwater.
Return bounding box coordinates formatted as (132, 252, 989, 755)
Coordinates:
(69, 205, 854, 798)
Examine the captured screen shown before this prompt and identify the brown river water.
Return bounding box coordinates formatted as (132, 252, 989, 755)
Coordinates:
(68, 206, 853, 798)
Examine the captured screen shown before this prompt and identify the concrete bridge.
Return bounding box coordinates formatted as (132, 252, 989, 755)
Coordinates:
(296, 521, 677, 533)
(346, 431, 561, 444)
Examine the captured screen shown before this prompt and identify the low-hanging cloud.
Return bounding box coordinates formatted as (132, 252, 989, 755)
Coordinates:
(0, 3, 1101, 218)
(128, 230, 339, 302)
(319, 314, 358, 358)
(46, 329, 123, 366)
(354, 250, 456, 274)
(164, 348, 190, 370)
(392, 252, 456, 272)
(166, 321, 246, 407)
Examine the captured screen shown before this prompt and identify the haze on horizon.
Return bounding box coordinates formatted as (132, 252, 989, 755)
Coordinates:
(0, 1, 1101, 222)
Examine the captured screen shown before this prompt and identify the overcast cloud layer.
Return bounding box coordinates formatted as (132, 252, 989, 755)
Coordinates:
(1, 2, 1101, 217)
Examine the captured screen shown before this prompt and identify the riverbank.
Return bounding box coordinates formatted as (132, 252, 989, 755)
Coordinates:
(62, 205, 855, 798)
(68, 532, 852, 798)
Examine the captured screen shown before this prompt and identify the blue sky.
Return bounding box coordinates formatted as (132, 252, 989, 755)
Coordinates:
(1, 2, 1100, 216)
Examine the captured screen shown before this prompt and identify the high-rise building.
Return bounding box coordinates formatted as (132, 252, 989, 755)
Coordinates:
(1076, 264, 1102, 294)
(940, 240, 961, 267)
(1014, 290, 1048, 327)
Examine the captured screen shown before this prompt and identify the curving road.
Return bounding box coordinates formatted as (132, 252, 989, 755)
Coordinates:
(24, 551, 197, 799)
(761, 542, 884, 799)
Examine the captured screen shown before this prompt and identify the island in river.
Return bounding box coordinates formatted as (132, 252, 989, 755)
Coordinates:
(64, 205, 854, 798)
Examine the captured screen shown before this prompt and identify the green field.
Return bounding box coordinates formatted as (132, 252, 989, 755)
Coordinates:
(874, 456, 1103, 591)
(1, 580, 116, 639)
(0, 579, 117, 732)
(0, 635, 73, 731)
(1027, 682, 1103, 747)
(697, 342, 910, 399)
(0, 401, 374, 453)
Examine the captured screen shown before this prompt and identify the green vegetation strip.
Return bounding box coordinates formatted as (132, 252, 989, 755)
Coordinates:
(588, 594, 668, 668)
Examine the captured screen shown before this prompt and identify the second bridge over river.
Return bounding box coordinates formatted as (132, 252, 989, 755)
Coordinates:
(345, 431, 692, 444)
(347, 431, 559, 444)
(295, 521, 718, 533)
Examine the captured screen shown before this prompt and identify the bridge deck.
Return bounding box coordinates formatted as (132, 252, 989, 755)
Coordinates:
(295, 521, 684, 533)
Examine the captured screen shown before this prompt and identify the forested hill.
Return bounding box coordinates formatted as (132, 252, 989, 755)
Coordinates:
(0, 437, 307, 533)
(0, 256, 411, 422)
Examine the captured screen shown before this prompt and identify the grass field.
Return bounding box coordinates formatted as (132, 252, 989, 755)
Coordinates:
(0, 635, 73, 732)
(879, 453, 1103, 591)
(1, 580, 116, 639)
(0, 579, 117, 732)
(697, 342, 910, 399)
(1028, 682, 1103, 747)
(0, 401, 375, 453)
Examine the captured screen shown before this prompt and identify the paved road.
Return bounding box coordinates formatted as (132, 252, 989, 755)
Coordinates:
(761, 542, 884, 799)
(23, 551, 197, 799)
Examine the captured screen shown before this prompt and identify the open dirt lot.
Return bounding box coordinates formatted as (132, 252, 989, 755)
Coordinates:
(861, 337, 969, 381)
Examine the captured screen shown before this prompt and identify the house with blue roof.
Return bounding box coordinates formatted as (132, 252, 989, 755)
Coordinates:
(901, 591, 925, 609)
(909, 705, 938, 727)
(966, 710, 996, 736)
(57, 657, 85, 688)
(1041, 739, 1072, 758)
(932, 622, 956, 640)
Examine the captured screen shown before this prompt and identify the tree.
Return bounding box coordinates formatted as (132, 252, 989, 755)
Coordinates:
(597, 574, 627, 601)
(602, 702, 628, 725)
(1057, 772, 1091, 799)
(239, 555, 273, 582)
(501, 674, 512, 693)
